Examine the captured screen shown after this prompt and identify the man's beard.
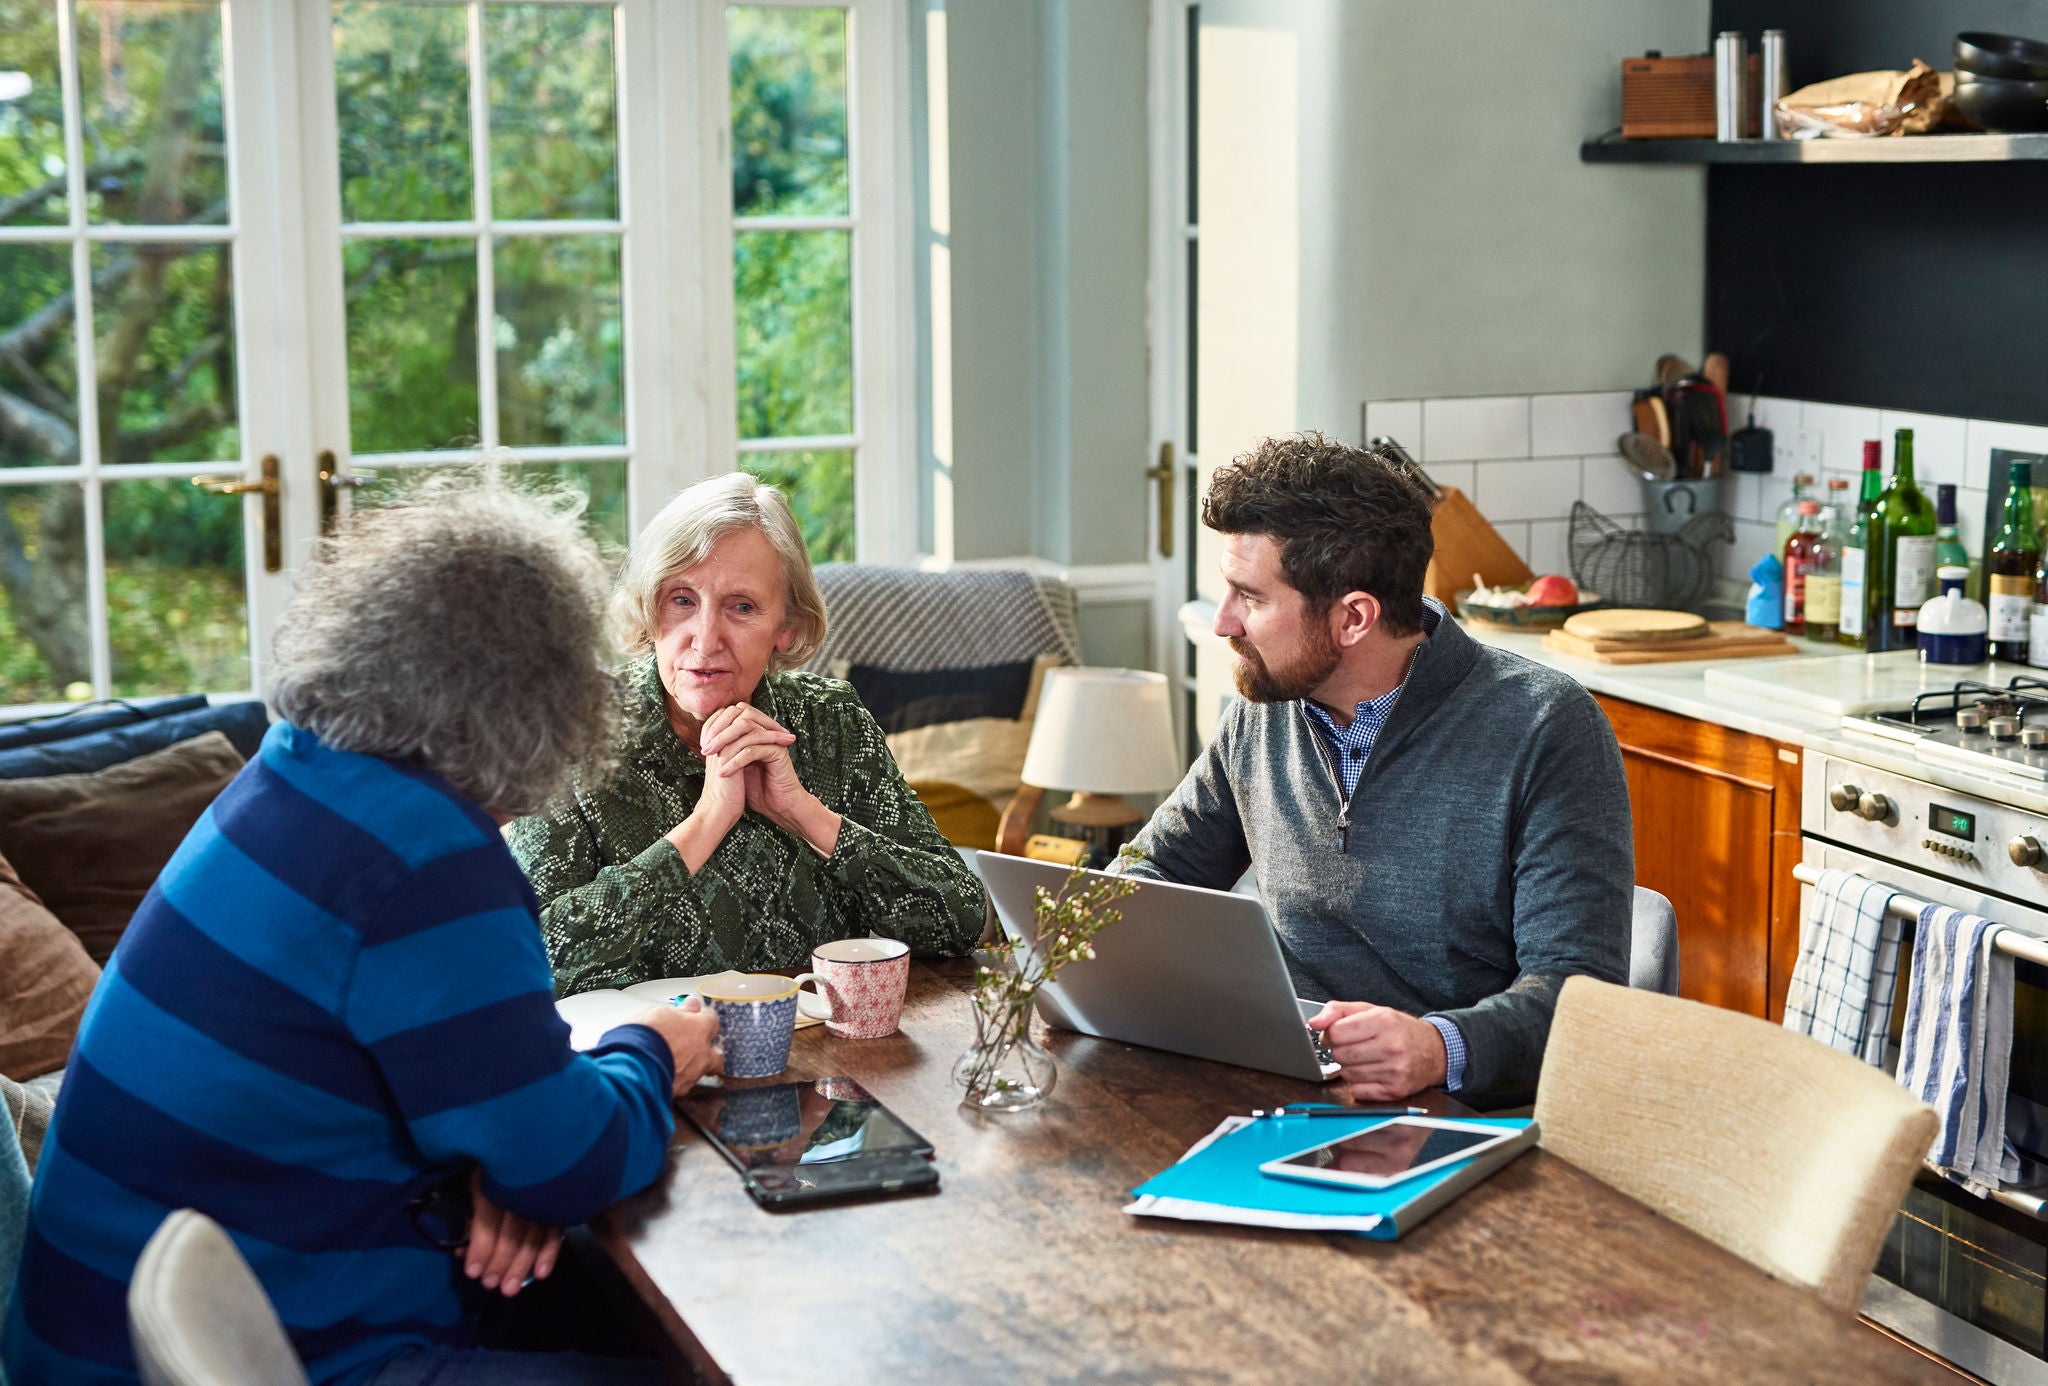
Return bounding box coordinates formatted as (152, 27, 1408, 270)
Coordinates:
(1229, 621, 1341, 704)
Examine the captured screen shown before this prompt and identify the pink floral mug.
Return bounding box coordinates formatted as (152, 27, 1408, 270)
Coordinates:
(794, 937, 910, 1039)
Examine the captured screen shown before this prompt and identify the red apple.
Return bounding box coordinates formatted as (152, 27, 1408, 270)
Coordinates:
(1525, 574, 1579, 607)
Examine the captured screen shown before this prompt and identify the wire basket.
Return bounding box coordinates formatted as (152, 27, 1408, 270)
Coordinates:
(1568, 500, 1733, 610)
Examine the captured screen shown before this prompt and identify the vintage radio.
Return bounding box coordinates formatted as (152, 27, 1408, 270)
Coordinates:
(1621, 51, 1761, 138)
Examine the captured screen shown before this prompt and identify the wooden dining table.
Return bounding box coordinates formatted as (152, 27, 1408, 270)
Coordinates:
(597, 960, 1951, 1385)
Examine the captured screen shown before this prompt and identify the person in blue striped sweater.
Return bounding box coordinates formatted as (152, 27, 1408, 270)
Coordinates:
(3, 476, 723, 1385)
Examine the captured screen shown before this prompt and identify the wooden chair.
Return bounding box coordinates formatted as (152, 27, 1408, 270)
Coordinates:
(1533, 975, 1936, 1312)
(129, 1209, 310, 1386)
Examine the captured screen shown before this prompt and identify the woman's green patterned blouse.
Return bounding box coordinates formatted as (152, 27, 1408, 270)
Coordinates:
(509, 662, 988, 996)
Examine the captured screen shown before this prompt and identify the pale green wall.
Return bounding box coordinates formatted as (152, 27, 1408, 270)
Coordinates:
(925, 0, 1153, 569)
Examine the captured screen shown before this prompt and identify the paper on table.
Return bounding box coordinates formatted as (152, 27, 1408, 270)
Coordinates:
(1122, 1117, 1385, 1233)
(557, 973, 823, 1051)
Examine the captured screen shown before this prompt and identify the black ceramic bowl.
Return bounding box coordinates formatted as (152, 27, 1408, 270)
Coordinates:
(1955, 31, 2048, 82)
(1952, 69, 2048, 132)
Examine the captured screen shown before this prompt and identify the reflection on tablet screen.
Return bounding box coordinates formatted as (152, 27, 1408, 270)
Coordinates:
(1279, 1123, 1495, 1178)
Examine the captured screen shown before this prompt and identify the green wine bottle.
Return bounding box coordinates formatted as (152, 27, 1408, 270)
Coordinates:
(1865, 428, 1938, 653)
(1838, 441, 1882, 649)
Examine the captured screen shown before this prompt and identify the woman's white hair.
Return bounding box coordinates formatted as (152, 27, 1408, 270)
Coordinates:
(612, 471, 827, 672)
(266, 471, 618, 817)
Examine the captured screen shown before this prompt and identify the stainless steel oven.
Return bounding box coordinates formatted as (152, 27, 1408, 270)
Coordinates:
(1803, 735, 2048, 1385)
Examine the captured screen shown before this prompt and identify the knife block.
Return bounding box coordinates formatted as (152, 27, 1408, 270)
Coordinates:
(1425, 486, 1533, 603)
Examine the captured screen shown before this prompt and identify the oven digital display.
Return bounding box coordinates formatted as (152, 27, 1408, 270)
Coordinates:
(1929, 805, 1976, 840)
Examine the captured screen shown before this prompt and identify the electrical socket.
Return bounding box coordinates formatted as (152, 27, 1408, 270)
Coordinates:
(1773, 428, 1820, 474)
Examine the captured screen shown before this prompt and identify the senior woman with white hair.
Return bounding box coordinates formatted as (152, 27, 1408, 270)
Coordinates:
(5, 478, 720, 1386)
(509, 472, 987, 996)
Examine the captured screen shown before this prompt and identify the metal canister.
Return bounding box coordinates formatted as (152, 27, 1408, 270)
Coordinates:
(1715, 31, 1747, 141)
(1759, 29, 1790, 138)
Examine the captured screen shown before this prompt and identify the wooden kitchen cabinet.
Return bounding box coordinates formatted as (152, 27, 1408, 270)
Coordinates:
(1594, 695, 1803, 1020)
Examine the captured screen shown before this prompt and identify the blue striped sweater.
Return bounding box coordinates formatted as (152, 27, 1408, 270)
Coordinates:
(3, 724, 677, 1385)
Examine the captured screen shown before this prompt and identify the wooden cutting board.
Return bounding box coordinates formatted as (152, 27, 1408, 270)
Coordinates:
(1543, 621, 1798, 663)
(1561, 608, 1708, 642)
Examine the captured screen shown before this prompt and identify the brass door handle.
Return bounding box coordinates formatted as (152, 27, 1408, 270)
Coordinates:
(316, 450, 376, 534)
(192, 453, 281, 572)
(1145, 441, 1175, 559)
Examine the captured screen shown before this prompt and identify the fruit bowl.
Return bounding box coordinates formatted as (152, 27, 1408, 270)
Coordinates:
(1454, 589, 1607, 630)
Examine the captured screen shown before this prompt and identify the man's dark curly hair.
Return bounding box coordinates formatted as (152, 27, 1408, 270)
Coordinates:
(1201, 432, 1435, 636)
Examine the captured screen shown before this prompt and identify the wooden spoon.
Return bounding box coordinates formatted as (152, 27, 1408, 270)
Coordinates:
(1702, 352, 1730, 394)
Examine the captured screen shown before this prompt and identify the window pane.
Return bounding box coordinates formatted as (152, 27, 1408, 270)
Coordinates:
(355, 458, 626, 552)
(728, 6, 848, 216)
(739, 449, 851, 563)
(343, 237, 480, 454)
(0, 0, 70, 226)
(0, 483, 88, 703)
(488, 4, 617, 221)
(92, 241, 238, 463)
(495, 235, 622, 447)
(106, 477, 246, 694)
(0, 243, 79, 467)
(734, 229, 848, 439)
(332, 2, 472, 224)
(76, 0, 227, 226)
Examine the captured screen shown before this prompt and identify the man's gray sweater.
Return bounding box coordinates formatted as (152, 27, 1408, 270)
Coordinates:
(1125, 610, 1632, 1105)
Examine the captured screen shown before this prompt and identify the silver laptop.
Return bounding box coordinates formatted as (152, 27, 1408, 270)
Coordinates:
(976, 853, 1341, 1083)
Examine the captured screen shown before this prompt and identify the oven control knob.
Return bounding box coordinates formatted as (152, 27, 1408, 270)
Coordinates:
(1856, 792, 1892, 822)
(1990, 716, 2022, 741)
(1829, 783, 1862, 812)
(2024, 726, 2048, 750)
(2012, 835, 2045, 869)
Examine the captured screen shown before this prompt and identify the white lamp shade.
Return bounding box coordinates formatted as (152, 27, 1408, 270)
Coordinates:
(1021, 667, 1186, 796)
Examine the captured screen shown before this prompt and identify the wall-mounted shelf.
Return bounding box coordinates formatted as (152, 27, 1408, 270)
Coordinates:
(1582, 130, 2048, 164)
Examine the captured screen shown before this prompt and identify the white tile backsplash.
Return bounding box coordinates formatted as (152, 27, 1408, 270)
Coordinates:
(1423, 461, 1476, 497)
(1579, 452, 1646, 518)
(1363, 399, 1421, 450)
(1800, 402, 1885, 478)
(1366, 390, 2045, 596)
(1525, 518, 1571, 577)
(1879, 410, 1969, 490)
(1964, 417, 2048, 492)
(1474, 457, 1578, 523)
(1422, 396, 1530, 463)
(1531, 392, 1631, 458)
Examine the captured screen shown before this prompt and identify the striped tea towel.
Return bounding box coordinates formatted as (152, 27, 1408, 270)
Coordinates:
(1782, 869, 1903, 1067)
(1897, 904, 2019, 1196)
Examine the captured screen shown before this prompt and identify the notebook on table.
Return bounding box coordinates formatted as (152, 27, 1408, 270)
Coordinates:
(1126, 1114, 1538, 1240)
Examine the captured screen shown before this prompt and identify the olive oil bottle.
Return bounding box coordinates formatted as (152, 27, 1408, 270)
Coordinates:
(1863, 428, 1938, 653)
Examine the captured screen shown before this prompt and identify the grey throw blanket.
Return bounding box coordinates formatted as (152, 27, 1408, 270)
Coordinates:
(807, 565, 1082, 673)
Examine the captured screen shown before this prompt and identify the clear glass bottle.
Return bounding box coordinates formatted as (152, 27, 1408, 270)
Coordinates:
(1784, 500, 1832, 639)
(1774, 472, 1816, 555)
(1865, 428, 1937, 654)
(1823, 476, 1850, 538)
(1837, 441, 1882, 649)
(1989, 461, 2041, 664)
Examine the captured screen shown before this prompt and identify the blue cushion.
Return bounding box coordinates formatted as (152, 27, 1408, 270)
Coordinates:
(0, 701, 270, 779)
(0, 696, 209, 753)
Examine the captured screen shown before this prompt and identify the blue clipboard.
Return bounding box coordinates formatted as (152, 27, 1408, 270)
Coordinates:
(1129, 1115, 1539, 1240)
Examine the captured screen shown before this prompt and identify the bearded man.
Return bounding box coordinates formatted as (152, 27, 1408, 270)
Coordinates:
(1121, 433, 1632, 1109)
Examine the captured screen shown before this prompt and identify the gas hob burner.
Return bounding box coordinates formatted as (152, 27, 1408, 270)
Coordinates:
(1841, 675, 2048, 785)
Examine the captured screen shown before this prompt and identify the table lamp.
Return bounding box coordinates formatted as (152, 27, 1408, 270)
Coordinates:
(1019, 667, 1186, 862)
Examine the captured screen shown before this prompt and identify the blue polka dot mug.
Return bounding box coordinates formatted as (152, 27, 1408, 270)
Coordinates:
(696, 973, 801, 1078)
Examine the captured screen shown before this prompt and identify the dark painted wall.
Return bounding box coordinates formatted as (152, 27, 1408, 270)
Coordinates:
(1706, 1, 2048, 424)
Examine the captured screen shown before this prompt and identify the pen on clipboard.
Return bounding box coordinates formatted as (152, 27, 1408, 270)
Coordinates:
(1249, 1103, 1427, 1119)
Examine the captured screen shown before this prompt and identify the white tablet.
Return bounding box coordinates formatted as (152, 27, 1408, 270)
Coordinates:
(1258, 1117, 1521, 1190)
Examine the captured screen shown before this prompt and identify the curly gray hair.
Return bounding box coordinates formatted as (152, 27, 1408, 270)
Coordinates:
(267, 473, 618, 817)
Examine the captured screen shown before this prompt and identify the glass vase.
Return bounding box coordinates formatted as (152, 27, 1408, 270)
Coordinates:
(953, 996, 1057, 1112)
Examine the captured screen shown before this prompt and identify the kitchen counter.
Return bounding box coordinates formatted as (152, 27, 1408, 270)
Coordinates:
(1465, 619, 2048, 813)
(1459, 619, 1849, 743)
